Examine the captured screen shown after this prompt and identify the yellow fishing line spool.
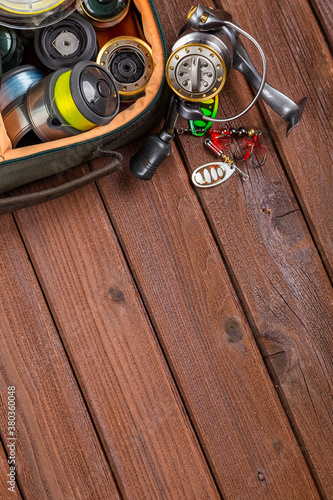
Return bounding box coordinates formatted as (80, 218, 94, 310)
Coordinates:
(54, 71, 95, 131)
(0, 0, 77, 29)
(26, 61, 120, 143)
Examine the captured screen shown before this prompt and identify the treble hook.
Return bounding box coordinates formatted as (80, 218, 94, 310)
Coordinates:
(251, 151, 266, 167)
(233, 130, 266, 167)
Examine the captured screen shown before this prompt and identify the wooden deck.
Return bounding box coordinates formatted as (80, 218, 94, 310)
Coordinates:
(1, 0, 332, 498)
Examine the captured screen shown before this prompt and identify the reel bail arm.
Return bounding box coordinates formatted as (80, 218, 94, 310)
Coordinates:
(232, 39, 307, 136)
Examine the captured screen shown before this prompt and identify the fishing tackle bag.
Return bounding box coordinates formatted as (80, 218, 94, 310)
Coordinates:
(0, 0, 168, 214)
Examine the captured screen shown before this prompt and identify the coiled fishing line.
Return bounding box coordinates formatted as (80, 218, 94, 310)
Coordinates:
(26, 69, 79, 142)
(53, 71, 95, 131)
(0, 27, 24, 73)
(26, 61, 120, 142)
(0, 0, 77, 30)
(0, 65, 45, 147)
(0, 65, 44, 112)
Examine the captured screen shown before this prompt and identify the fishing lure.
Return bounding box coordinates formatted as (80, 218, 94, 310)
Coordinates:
(189, 95, 219, 136)
(210, 126, 267, 166)
(191, 139, 249, 188)
(235, 129, 267, 166)
(192, 161, 235, 188)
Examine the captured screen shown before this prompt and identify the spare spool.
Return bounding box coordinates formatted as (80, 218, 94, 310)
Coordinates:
(0, 27, 24, 73)
(78, 0, 130, 29)
(25, 69, 79, 142)
(34, 13, 98, 71)
(26, 60, 120, 142)
(0, 0, 77, 30)
(96, 36, 154, 101)
(0, 65, 44, 147)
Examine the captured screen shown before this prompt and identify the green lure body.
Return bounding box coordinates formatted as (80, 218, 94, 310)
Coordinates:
(189, 95, 218, 136)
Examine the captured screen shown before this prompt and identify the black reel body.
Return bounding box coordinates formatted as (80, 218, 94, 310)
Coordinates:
(34, 13, 98, 71)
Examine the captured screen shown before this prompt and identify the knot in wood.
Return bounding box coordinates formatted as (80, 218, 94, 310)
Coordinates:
(225, 317, 243, 343)
(110, 289, 124, 301)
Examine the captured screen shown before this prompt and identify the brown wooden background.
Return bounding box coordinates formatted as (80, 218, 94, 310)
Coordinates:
(0, 0, 332, 498)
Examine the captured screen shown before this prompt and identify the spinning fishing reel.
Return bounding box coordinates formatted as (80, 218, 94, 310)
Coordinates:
(130, 4, 307, 180)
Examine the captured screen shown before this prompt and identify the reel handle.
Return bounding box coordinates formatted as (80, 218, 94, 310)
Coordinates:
(130, 96, 179, 180)
(129, 134, 173, 180)
(233, 39, 307, 136)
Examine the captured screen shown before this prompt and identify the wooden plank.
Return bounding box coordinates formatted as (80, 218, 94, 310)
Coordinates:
(0, 214, 120, 499)
(308, 0, 333, 47)
(149, 0, 333, 495)
(92, 142, 320, 498)
(215, 0, 333, 276)
(157, 3, 333, 497)
(176, 92, 333, 498)
(0, 441, 22, 499)
(13, 169, 221, 499)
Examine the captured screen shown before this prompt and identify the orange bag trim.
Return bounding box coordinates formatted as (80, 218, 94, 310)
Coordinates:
(0, 0, 164, 161)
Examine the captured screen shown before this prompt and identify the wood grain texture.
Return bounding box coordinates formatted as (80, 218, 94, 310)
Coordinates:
(0, 441, 22, 499)
(308, 0, 333, 47)
(13, 169, 220, 500)
(216, 0, 333, 277)
(176, 106, 333, 497)
(155, 0, 333, 495)
(92, 141, 319, 499)
(0, 214, 120, 499)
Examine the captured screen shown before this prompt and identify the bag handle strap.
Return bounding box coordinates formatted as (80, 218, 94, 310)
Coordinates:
(0, 152, 122, 215)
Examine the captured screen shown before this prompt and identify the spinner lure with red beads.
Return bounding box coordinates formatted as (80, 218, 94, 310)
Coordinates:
(191, 138, 249, 188)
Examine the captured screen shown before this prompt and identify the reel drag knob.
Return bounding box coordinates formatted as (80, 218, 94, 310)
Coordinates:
(166, 41, 229, 102)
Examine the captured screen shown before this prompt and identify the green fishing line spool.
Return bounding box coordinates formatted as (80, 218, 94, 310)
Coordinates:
(0, 27, 24, 73)
(78, 0, 130, 29)
(26, 61, 120, 142)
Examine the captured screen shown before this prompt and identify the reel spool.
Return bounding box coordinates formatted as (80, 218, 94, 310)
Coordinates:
(96, 36, 154, 102)
(0, 0, 77, 30)
(0, 65, 44, 147)
(78, 0, 130, 29)
(0, 27, 24, 73)
(34, 13, 98, 71)
(165, 30, 233, 103)
(26, 61, 120, 142)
